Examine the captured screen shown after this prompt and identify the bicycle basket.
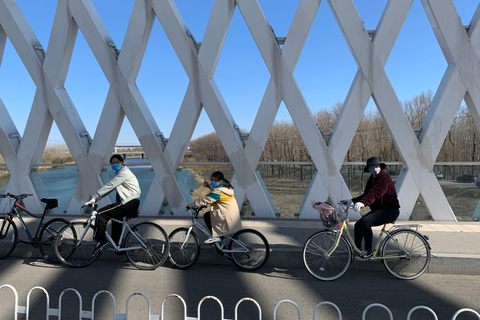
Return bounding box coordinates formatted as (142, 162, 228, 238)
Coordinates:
(311, 201, 339, 229)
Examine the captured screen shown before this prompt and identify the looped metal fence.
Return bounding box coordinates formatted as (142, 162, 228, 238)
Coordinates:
(273, 300, 301, 320)
(362, 303, 394, 320)
(235, 298, 262, 320)
(313, 301, 342, 319)
(407, 306, 438, 320)
(1, 284, 479, 319)
(452, 308, 480, 319)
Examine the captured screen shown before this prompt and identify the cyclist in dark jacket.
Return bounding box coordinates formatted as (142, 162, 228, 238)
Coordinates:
(346, 157, 400, 259)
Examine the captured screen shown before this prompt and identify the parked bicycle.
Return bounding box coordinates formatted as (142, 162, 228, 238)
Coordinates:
(168, 206, 270, 271)
(0, 193, 69, 263)
(54, 203, 169, 270)
(303, 202, 431, 281)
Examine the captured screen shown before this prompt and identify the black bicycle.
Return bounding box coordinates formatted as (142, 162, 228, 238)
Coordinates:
(0, 193, 70, 263)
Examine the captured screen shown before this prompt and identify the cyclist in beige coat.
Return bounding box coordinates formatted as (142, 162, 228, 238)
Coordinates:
(186, 171, 242, 244)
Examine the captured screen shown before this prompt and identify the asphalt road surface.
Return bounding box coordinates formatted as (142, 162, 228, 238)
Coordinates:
(0, 257, 478, 320)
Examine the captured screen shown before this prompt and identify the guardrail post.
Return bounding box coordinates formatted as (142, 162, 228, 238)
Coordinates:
(407, 306, 438, 320)
(273, 300, 301, 320)
(91, 290, 117, 320)
(362, 303, 393, 320)
(313, 301, 342, 320)
(161, 294, 188, 319)
(234, 297, 262, 320)
(452, 308, 480, 319)
(0, 284, 19, 320)
(198, 296, 224, 320)
(58, 288, 84, 319)
(125, 292, 151, 320)
(26, 286, 50, 320)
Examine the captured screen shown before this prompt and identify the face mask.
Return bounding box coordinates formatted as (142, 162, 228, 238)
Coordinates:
(111, 164, 122, 173)
(369, 166, 381, 175)
(210, 181, 220, 188)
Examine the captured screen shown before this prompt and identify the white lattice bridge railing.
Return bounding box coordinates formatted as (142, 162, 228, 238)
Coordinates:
(0, 0, 479, 220)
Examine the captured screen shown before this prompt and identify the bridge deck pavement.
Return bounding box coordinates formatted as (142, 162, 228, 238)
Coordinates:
(12, 217, 480, 275)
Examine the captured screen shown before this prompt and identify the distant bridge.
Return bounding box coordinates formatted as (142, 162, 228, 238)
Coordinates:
(114, 146, 146, 159)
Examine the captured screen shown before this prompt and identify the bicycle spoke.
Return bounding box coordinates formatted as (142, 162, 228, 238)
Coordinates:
(228, 229, 269, 271)
(382, 230, 430, 280)
(126, 222, 169, 270)
(303, 231, 351, 281)
(168, 227, 200, 269)
(54, 222, 99, 268)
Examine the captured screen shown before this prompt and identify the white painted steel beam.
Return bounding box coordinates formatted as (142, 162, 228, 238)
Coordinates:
(236, 0, 351, 218)
(66, 0, 188, 214)
(0, 0, 100, 212)
(233, 0, 322, 217)
(302, 0, 414, 218)
(328, 0, 456, 220)
(0, 0, 477, 219)
(150, 0, 277, 217)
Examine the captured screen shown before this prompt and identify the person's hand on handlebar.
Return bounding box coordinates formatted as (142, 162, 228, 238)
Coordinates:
(85, 197, 96, 206)
(354, 202, 365, 211)
(186, 203, 194, 210)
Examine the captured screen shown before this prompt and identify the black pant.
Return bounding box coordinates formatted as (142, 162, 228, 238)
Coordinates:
(204, 211, 212, 233)
(354, 208, 400, 253)
(94, 199, 140, 243)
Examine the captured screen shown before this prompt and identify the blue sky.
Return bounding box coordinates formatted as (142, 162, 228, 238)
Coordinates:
(0, 0, 478, 146)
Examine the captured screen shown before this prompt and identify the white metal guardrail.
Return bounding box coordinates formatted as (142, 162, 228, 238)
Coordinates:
(1, 284, 479, 320)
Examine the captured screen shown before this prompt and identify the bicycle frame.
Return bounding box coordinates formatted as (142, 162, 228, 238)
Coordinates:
(3, 198, 46, 244)
(76, 209, 146, 252)
(184, 210, 252, 254)
(326, 204, 418, 260)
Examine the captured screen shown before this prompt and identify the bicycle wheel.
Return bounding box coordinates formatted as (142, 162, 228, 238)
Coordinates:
(0, 217, 18, 259)
(168, 227, 201, 269)
(125, 222, 169, 270)
(54, 222, 100, 267)
(39, 218, 70, 263)
(228, 229, 269, 271)
(303, 230, 352, 281)
(381, 229, 431, 280)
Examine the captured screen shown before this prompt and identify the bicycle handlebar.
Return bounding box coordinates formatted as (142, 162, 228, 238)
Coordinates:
(187, 205, 207, 219)
(0, 193, 33, 200)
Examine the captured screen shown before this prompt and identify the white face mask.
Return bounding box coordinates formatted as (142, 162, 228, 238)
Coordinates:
(369, 166, 381, 175)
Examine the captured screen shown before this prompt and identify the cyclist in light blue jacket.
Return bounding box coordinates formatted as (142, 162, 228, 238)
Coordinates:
(85, 154, 141, 254)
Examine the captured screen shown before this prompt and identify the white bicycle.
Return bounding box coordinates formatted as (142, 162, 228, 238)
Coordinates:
(168, 206, 270, 271)
(54, 204, 169, 270)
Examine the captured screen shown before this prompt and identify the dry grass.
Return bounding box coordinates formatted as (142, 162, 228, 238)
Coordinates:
(182, 166, 479, 220)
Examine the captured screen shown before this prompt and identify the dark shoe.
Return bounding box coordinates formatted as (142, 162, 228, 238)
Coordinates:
(92, 240, 108, 255)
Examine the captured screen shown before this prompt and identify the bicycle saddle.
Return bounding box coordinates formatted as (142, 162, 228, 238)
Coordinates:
(41, 198, 58, 210)
(127, 211, 139, 219)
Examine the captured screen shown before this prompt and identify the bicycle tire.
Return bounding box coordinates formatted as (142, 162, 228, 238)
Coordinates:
(54, 222, 100, 267)
(125, 222, 169, 270)
(0, 217, 18, 259)
(228, 229, 269, 271)
(303, 230, 352, 281)
(168, 227, 201, 269)
(39, 218, 70, 263)
(381, 229, 431, 280)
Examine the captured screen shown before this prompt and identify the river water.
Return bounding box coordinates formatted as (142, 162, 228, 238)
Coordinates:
(0, 159, 198, 214)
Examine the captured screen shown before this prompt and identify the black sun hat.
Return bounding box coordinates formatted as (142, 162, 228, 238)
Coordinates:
(363, 157, 386, 172)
